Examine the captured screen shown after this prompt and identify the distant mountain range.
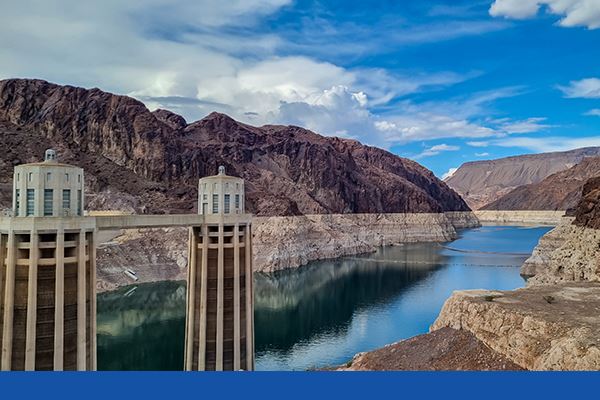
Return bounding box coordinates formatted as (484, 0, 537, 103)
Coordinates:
(0, 78, 469, 216)
(482, 156, 600, 211)
(445, 147, 600, 210)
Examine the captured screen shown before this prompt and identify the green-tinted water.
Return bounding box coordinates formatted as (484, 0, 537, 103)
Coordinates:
(97, 226, 552, 371)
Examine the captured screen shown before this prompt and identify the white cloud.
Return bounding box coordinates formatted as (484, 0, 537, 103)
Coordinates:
(490, 0, 600, 29)
(475, 152, 490, 157)
(467, 141, 490, 147)
(492, 136, 600, 152)
(585, 109, 600, 116)
(414, 144, 460, 159)
(559, 78, 600, 98)
(273, 85, 374, 138)
(442, 167, 458, 180)
(0, 0, 558, 155)
(496, 117, 552, 133)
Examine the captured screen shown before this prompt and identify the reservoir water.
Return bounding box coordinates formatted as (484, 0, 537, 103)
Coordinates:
(97, 225, 552, 371)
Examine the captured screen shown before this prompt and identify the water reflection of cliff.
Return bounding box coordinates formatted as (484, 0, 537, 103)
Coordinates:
(254, 243, 449, 353)
(97, 281, 186, 370)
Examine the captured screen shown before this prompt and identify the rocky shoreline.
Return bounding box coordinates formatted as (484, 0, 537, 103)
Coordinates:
(96, 211, 479, 292)
(343, 211, 600, 371)
(253, 212, 479, 273)
(473, 210, 566, 226)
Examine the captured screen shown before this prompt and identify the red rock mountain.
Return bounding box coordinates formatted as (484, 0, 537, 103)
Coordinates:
(446, 148, 600, 209)
(0, 78, 469, 216)
(482, 157, 600, 211)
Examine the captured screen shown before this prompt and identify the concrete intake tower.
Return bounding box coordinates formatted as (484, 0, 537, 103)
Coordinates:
(184, 166, 254, 371)
(0, 150, 96, 371)
(1, 152, 255, 371)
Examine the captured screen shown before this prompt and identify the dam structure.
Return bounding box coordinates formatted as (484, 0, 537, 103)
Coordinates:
(0, 151, 254, 371)
(0, 150, 96, 371)
(184, 166, 254, 371)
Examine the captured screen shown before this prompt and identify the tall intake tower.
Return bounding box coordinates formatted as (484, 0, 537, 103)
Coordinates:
(185, 166, 254, 371)
(0, 150, 96, 371)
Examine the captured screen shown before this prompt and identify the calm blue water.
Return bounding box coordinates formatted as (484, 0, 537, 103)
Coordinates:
(97, 225, 551, 371)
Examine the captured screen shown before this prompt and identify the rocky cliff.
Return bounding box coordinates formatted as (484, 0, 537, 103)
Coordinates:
(482, 157, 600, 211)
(343, 181, 600, 371)
(95, 211, 479, 291)
(0, 78, 469, 216)
(573, 176, 600, 230)
(520, 176, 600, 285)
(429, 179, 600, 370)
(445, 148, 600, 209)
(431, 284, 600, 370)
(252, 212, 478, 273)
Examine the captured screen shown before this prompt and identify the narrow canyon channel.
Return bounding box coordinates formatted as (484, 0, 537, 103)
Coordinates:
(96, 225, 552, 371)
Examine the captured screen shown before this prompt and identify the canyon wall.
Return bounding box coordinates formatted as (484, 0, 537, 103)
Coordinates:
(95, 211, 480, 291)
(430, 178, 600, 370)
(253, 212, 479, 273)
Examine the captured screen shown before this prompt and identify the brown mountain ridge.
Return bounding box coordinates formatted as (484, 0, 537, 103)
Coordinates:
(0, 78, 469, 216)
(446, 147, 600, 209)
(483, 156, 600, 211)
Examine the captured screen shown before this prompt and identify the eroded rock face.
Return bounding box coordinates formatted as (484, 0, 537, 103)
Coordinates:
(574, 177, 600, 230)
(252, 212, 479, 273)
(0, 78, 469, 216)
(520, 222, 572, 278)
(474, 210, 566, 226)
(96, 228, 189, 292)
(431, 284, 600, 370)
(523, 224, 600, 286)
(95, 212, 480, 291)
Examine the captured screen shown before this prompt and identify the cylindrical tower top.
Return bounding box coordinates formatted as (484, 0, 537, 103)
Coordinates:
(12, 151, 85, 217)
(198, 167, 245, 215)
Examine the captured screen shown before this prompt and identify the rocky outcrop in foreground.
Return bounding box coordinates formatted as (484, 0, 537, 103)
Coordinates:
(426, 177, 600, 371)
(431, 284, 600, 370)
(344, 179, 600, 371)
(339, 327, 522, 371)
(96, 212, 479, 291)
(0, 78, 469, 216)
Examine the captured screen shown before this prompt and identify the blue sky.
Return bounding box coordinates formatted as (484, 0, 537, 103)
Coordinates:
(1, 0, 600, 177)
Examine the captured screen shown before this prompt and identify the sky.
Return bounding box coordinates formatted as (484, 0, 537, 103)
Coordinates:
(1, 0, 600, 178)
